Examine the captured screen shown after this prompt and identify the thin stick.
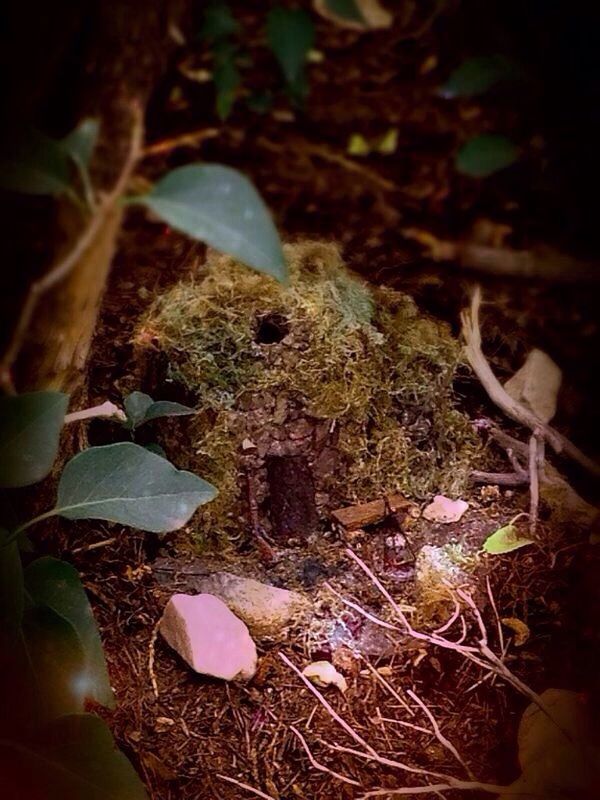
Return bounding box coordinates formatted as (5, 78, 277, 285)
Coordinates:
(324, 581, 407, 629)
(216, 774, 277, 800)
(528, 433, 540, 535)
(1, 103, 144, 387)
(461, 287, 600, 478)
(70, 536, 116, 554)
(406, 689, 475, 779)
(278, 652, 378, 758)
(290, 725, 361, 787)
(64, 400, 126, 424)
(485, 576, 505, 657)
(148, 619, 160, 699)
(470, 470, 529, 487)
(361, 658, 415, 717)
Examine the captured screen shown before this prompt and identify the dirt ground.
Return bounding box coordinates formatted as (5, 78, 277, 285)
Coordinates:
(42, 2, 600, 798)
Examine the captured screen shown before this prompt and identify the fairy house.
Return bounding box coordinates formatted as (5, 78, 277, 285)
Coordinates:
(134, 241, 478, 545)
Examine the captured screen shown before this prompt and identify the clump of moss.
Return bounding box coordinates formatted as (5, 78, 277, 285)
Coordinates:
(136, 241, 479, 539)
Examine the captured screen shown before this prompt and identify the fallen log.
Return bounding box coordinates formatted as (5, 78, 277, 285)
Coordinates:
(331, 494, 418, 531)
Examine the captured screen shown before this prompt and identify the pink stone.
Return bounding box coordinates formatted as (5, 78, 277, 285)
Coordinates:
(423, 495, 469, 524)
(159, 593, 257, 681)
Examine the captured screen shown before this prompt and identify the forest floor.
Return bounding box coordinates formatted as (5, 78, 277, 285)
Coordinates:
(49, 3, 600, 798)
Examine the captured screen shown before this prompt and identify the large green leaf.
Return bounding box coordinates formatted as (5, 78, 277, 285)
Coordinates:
(62, 118, 99, 168)
(25, 557, 114, 709)
(0, 713, 148, 800)
(21, 604, 87, 722)
(123, 391, 195, 431)
(0, 391, 68, 488)
(134, 164, 286, 281)
(439, 55, 520, 99)
(0, 128, 72, 195)
(456, 134, 519, 178)
(267, 7, 314, 96)
(55, 442, 217, 532)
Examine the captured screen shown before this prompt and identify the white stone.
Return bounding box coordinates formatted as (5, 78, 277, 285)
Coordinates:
(193, 572, 311, 637)
(159, 593, 257, 681)
(423, 495, 469, 523)
(302, 661, 348, 693)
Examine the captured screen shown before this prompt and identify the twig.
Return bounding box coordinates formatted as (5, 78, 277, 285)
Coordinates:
(290, 725, 361, 787)
(148, 619, 160, 699)
(143, 127, 219, 157)
(470, 470, 529, 487)
(324, 580, 411, 627)
(64, 400, 126, 424)
(216, 774, 277, 800)
(1, 103, 144, 389)
(361, 658, 415, 717)
(461, 287, 600, 478)
(70, 536, 116, 554)
(528, 432, 540, 535)
(406, 689, 475, 779)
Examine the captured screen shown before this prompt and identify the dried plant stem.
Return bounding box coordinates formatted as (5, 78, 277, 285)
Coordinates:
(216, 774, 277, 800)
(461, 287, 600, 478)
(0, 104, 143, 390)
(290, 725, 360, 786)
(406, 688, 475, 779)
(64, 400, 126, 424)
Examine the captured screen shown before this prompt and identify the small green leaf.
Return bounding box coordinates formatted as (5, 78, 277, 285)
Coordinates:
(0, 391, 68, 488)
(267, 7, 314, 97)
(62, 118, 99, 168)
(123, 391, 154, 429)
(133, 164, 287, 281)
(25, 557, 114, 709)
(213, 41, 241, 120)
(456, 134, 519, 178)
(0, 713, 148, 800)
(55, 442, 217, 533)
(200, 1, 238, 41)
(124, 391, 195, 430)
(439, 55, 520, 99)
(323, 0, 366, 24)
(0, 528, 24, 627)
(483, 524, 533, 554)
(0, 128, 71, 195)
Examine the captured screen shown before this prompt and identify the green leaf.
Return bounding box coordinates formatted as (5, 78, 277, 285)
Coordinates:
(323, 0, 366, 24)
(213, 41, 241, 120)
(0, 391, 68, 488)
(62, 118, 99, 168)
(267, 7, 314, 96)
(55, 442, 217, 533)
(144, 443, 167, 458)
(133, 164, 287, 281)
(439, 55, 520, 99)
(483, 524, 533, 554)
(0, 128, 71, 195)
(0, 713, 148, 800)
(200, 1, 238, 41)
(0, 528, 24, 627)
(21, 604, 87, 721)
(123, 391, 154, 429)
(25, 557, 114, 709)
(456, 134, 519, 178)
(124, 391, 195, 430)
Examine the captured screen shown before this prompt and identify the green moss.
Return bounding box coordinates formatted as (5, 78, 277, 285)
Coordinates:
(138, 241, 480, 539)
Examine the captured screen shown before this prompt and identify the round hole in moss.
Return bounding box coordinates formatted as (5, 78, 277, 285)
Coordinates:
(255, 312, 290, 344)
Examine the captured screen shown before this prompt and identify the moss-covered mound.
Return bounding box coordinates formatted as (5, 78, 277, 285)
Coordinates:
(136, 241, 479, 540)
